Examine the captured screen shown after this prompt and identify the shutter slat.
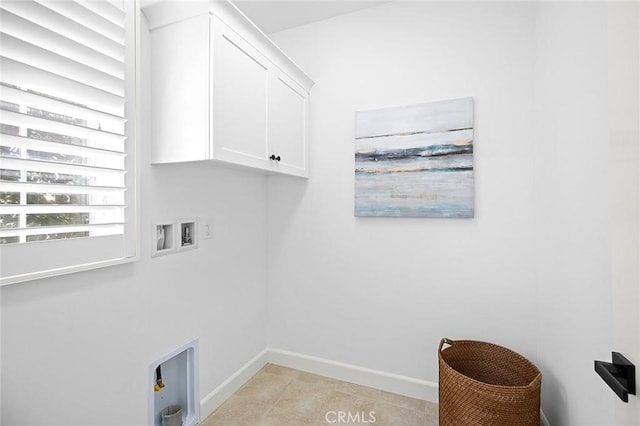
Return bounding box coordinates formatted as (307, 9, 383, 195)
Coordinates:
(0, 134, 126, 169)
(0, 0, 124, 61)
(0, 181, 125, 194)
(1, 205, 125, 214)
(107, 0, 125, 11)
(0, 10, 124, 80)
(82, 1, 125, 28)
(0, 57, 124, 117)
(0, 84, 125, 135)
(0, 33, 124, 97)
(0, 158, 126, 186)
(1, 109, 125, 150)
(1, 134, 124, 158)
(0, 223, 124, 237)
(36, 0, 125, 44)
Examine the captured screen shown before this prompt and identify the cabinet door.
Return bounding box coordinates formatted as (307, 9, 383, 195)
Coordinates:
(268, 71, 309, 177)
(211, 17, 270, 169)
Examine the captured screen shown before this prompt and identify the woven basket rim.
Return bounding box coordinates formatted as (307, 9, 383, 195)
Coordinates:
(439, 338, 542, 390)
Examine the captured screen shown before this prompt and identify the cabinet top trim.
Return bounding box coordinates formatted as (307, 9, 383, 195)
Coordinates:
(142, 0, 314, 91)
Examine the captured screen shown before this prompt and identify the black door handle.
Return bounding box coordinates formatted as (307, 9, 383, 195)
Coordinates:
(595, 352, 636, 402)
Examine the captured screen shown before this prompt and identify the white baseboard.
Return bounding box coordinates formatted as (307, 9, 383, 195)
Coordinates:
(199, 348, 268, 421)
(267, 347, 439, 403)
(199, 347, 549, 425)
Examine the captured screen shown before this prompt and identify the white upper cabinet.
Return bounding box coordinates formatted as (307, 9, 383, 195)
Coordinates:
(144, 0, 314, 178)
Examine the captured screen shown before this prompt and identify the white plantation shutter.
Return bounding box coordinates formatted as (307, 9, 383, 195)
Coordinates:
(0, 0, 137, 284)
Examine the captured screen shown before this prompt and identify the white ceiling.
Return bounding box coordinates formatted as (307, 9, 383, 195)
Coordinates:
(140, 1, 389, 35)
(231, 1, 388, 34)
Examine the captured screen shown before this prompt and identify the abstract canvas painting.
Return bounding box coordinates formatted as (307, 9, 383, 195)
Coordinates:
(355, 97, 474, 218)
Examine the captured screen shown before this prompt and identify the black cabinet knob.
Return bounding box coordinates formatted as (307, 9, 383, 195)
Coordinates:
(270, 155, 281, 162)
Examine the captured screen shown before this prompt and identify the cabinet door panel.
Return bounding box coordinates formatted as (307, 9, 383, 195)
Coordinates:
(268, 72, 308, 177)
(212, 18, 269, 169)
(151, 14, 209, 163)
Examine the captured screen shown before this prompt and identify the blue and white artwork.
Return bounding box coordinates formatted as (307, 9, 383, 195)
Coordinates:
(355, 97, 474, 218)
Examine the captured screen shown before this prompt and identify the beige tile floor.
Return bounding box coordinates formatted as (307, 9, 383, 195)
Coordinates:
(201, 364, 438, 426)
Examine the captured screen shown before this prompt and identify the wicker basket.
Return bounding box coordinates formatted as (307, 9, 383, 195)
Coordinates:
(438, 338, 541, 426)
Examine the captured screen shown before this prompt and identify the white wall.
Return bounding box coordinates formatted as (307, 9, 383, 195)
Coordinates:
(268, 2, 618, 424)
(0, 15, 269, 426)
(268, 0, 539, 388)
(608, 2, 640, 424)
(533, 3, 614, 424)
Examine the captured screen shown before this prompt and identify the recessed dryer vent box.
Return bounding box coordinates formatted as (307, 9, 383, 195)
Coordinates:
(152, 223, 175, 257)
